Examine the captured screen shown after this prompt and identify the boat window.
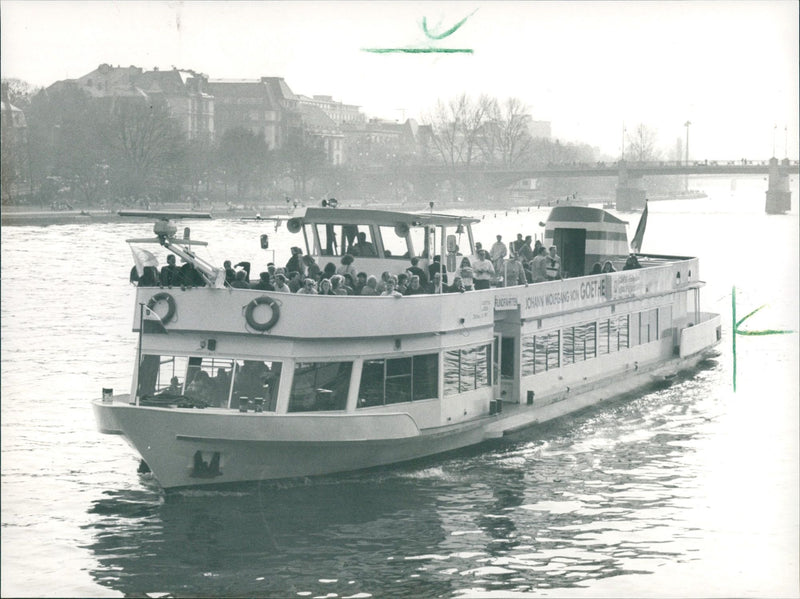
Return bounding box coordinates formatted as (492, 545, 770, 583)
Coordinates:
(521, 332, 560, 375)
(407, 226, 428, 258)
(230, 360, 282, 411)
(659, 306, 673, 338)
(562, 322, 596, 364)
(443, 344, 491, 396)
(185, 357, 235, 408)
(357, 353, 439, 408)
(288, 361, 352, 412)
(315, 224, 341, 256)
(136, 355, 189, 399)
(346, 226, 378, 257)
(378, 225, 410, 258)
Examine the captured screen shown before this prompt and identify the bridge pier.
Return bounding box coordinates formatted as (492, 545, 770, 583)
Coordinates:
(765, 157, 792, 214)
(615, 164, 646, 211)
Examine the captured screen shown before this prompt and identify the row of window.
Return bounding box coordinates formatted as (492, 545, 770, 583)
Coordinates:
(137, 345, 490, 412)
(520, 307, 670, 376)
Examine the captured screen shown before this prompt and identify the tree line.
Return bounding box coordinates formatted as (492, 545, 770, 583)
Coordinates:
(2, 78, 674, 208)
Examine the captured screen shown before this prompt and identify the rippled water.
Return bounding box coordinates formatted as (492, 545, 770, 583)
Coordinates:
(2, 178, 798, 597)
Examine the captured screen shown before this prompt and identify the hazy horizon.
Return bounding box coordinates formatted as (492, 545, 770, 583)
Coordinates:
(2, 1, 798, 160)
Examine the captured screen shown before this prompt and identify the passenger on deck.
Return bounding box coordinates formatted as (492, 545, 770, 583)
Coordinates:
(288, 271, 303, 293)
(425, 272, 445, 294)
(490, 235, 507, 272)
(376, 271, 392, 294)
(138, 266, 160, 287)
(341, 273, 356, 295)
(160, 255, 181, 287)
(590, 262, 603, 275)
(472, 250, 495, 290)
(223, 260, 236, 285)
(285, 247, 304, 275)
(503, 252, 527, 287)
(448, 276, 466, 293)
(404, 275, 424, 295)
(546, 246, 562, 280)
(336, 254, 358, 282)
(230, 270, 250, 288)
(360, 275, 379, 295)
(130, 265, 140, 285)
(511, 233, 524, 255)
(459, 257, 474, 291)
(380, 279, 403, 297)
(396, 273, 409, 294)
(234, 261, 251, 283)
(318, 278, 334, 295)
(331, 275, 348, 295)
(623, 255, 642, 270)
(407, 257, 428, 286)
(251, 271, 274, 291)
(351, 232, 377, 257)
(297, 278, 318, 294)
(273, 274, 291, 293)
(303, 255, 321, 281)
(266, 262, 277, 285)
(428, 255, 448, 284)
(180, 261, 205, 287)
(602, 261, 616, 273)
(322, 262, 337, 280)
(531, 247, 549, 282)
(353, 272, 368, 295)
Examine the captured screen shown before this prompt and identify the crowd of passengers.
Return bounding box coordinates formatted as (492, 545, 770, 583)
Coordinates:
(131, 233, 642, 295)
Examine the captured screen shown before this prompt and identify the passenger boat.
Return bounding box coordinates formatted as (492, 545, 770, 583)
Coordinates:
(93, 205, 722, 490)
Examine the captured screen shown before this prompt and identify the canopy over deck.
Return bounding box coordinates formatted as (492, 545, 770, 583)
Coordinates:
(289, 207, 480, 228)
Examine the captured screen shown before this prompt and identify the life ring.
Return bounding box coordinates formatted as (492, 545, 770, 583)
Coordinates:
(245, 295, 280, 331)
(147, 292, 176, 324)
(394, 222, 410, 237)
(287, 218, 302, 233)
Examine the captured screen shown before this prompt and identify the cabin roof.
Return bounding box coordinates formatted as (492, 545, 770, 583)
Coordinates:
(291, 207, 480, 227)
(546, 206, 626, 225)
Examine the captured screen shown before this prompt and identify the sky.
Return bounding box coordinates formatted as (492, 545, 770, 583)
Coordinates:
(1, 0, 798, 160)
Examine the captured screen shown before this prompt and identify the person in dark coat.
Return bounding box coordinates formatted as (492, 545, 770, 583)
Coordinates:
(160, 254, 181, 287)
(285, 247, 303, 274)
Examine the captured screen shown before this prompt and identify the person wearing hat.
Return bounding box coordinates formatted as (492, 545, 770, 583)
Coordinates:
(285, 247, 304, 275)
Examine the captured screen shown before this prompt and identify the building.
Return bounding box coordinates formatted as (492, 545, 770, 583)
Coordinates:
(297, 94, 365, 126)
(297, 104, 343, 165)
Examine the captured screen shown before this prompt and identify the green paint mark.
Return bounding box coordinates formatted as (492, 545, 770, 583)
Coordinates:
(363, 10, 476, 55)
(421, 10, 478, 40)
(362, 47, 474, 54)
(731, 285, 795, 391)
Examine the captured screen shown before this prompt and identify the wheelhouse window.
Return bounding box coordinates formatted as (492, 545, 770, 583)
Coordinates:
(184, 357, 235, 407)
(357, 353, 439, 408)
(230, 359, 282, 411)
(443, 344, 491, 396)
(288, 361, 352, 412)
(136, 354, 190, 399)
(378, 225, 411, 258)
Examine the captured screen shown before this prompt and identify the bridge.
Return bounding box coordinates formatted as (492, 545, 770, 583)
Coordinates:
(381, 157, 797, 213)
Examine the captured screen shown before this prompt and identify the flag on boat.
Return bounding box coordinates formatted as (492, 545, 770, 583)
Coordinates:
(130, 246, 159, 277)
(630, 200, 648, 253)
(142, 306, 167, 334)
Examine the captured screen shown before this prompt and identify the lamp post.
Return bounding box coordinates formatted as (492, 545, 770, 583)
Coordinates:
(772, 124, 777, 158)
(621, 122, 626, 161)
(684, 121, 691, 191)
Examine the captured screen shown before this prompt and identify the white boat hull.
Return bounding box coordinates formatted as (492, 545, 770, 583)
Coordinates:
(93, 343, 718, 491)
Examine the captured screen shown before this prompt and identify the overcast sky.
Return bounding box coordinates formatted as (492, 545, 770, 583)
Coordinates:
(2, 1, 798, 159)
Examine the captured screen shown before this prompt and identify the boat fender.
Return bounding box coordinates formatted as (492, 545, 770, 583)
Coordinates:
(287, 218, 302, 233)
(147, 292, 177, 324)
(394, 222, 409, 237)
(245, 295, 280, 331)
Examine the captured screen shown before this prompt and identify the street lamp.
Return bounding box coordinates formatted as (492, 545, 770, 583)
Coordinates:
(772, 124, 777, 158)
(684, 121, 691, 191)
(621, 122, 626, 161)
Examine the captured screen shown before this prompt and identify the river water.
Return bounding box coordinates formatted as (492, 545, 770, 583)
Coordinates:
(2, 177, 798, 598)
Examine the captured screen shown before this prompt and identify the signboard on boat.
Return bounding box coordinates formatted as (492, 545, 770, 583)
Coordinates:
(493, 272, 648, 318)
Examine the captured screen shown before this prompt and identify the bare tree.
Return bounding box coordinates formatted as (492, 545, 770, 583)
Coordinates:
(480, 97, 533, 167)
(625, 123, 660, 162)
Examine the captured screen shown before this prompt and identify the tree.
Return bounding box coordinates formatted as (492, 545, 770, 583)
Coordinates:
(277, 131, 326, 196)
(104, 97, 186, 200)
(480, 97, 533, 167)
(625, 123, 660, 162)
(217, 127, 269, 199)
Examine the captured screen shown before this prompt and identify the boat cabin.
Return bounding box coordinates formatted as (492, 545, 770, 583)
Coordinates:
(286, 207, 481, 280)
(544, 206, 630, 277)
